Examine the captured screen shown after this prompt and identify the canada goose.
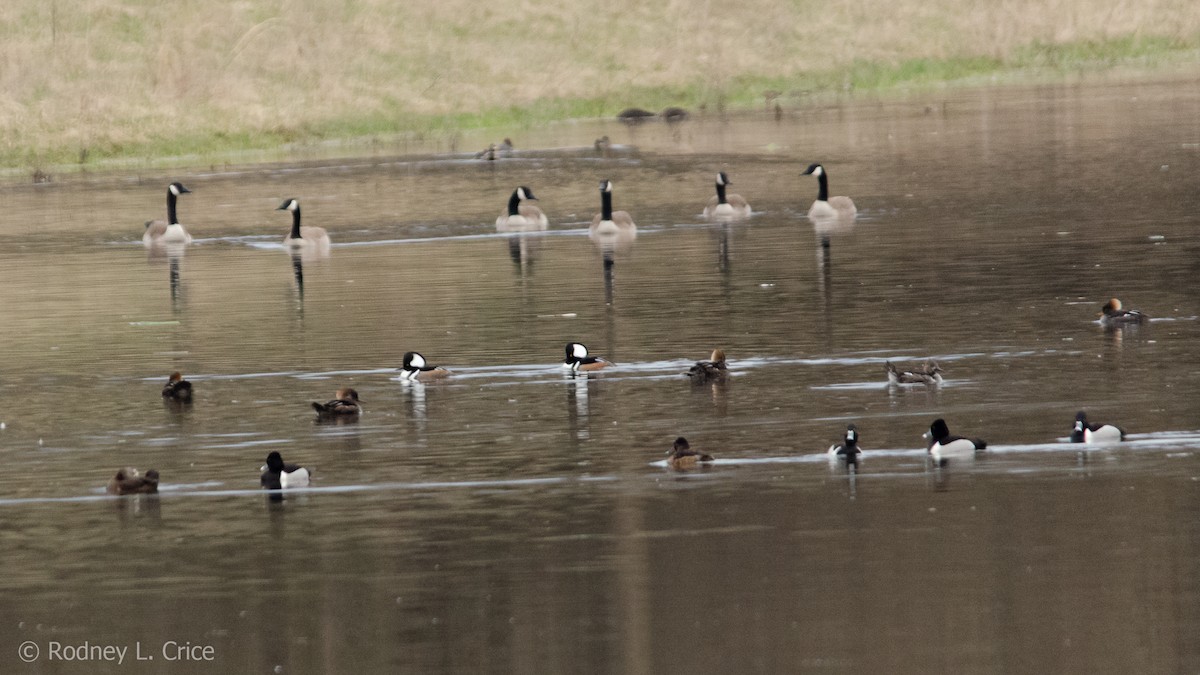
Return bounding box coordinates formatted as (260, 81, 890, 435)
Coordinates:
(400, 352, 451, 381)
(802, 164, 856, 220)
(311, 388, 363, 416)
(107, 468, 160, 495)
(687, 349, 728, 381)
(1071, 411, 1126, 443)
(591, 180, 637, 236)
(276, 198, 331, 249)
(885, 360, 943, 386)
(924, 418, 987, 462)
(828, 424, 862, 463)
(665, 437, 714, 469)
(161, 372, 193, 402)
(496, 186, 548, 231)
(143, 182, 193, 246)
(260, 451, 310, 489)
(1099, 298, 1147, 326)
(703, 172, 751, 219)
(563, 342, 612, 372)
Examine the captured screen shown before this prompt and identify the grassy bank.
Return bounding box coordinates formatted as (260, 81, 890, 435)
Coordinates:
(1, 0, 1197, 172)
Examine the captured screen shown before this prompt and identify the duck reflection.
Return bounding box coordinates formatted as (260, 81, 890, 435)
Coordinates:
(566, 373, 591, 441)
(402, 380, 428, 434)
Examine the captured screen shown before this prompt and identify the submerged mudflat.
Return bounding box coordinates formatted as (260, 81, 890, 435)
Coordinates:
(1, 79, 1199, 673)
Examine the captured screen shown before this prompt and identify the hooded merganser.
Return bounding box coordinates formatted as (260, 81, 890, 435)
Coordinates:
(161, 371, 194, 402)
(311, 388, 363, 416)
(801, 164, 856, 220)
(400, 352, 451, 381)
(1070, 411, 1126, 443)
(687, 349, 728, 381)
(106, 468, 160, 495)
(1099, 298, 1147, 326)
(924, 418, 986, 462)
(563, 342, 612, 372)
(665, 437, 714, 469)
(703, 172, 752, 219)
(260, 451, 310, 489)
(142, 182, 193, 246)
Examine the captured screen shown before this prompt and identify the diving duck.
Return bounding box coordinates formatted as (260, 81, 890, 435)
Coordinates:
(665, 437, 714, 469)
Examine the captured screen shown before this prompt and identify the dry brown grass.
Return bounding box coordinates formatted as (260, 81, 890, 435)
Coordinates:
(0, 0, 1197, 166)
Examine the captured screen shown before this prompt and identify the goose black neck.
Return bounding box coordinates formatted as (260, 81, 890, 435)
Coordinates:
(715, 182, 728, 205)
(508, 191, 521, 216)
(167, 190, 180, 225)
(601, 190, 613, 221)
(816, 172, 829, 202)
(289, 206, 302, 239)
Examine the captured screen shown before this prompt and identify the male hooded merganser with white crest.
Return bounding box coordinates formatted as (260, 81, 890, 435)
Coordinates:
(687, 349, 728, 381)
(591, 180, 637, 236)
(563, 342, 612, 372)
(828, 424, 862, 463)
(161, 372, 193, 402)
(311, 388, 363, 416)
(665, 437, 714, 469)
(1071, 411, 1126, 443)
(703, 172, 751, 219)
(496, 186, 548, 230)
(1099, 298, 1147, 326)
(260, 451, 310, 489)
(276, 198, 331, 249)
(106, 468, 160, 495)
(924, 418, 986, 462)
(886, 360, 943, 386)
(143, 182, 193, 246)
(802, 164, 856, 220)
(400, 352, 451, 381)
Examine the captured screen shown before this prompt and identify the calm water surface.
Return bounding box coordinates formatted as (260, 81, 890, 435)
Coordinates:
(2, 78, 1200, 674)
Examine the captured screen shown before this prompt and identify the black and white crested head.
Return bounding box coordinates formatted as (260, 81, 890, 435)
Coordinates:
(716, 171, 730, 186)
(1074, 411, 1088, 431)
(277, 198, 300, 212)
(929, 418, 950, 442)
(845, 424, 858, 443)
(600, 180, 613, 193)
(802, 163, 824, 177)
(516, 186, 536, 201)
(265, 451, 285, 472)
(565, 342, 589, 360)
(169, 182, 191, 197)
(404, 351, 426, 369)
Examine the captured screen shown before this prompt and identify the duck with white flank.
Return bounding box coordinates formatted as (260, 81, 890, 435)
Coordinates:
(1071, 411, 1126, 443)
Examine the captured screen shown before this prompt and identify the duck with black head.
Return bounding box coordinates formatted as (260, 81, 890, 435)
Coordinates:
(924, 418, 986, 463)
(1071, 411, 1126, 443)
(828, 424, 863, 464)
(260, 451, 310, 489)
(400, 352, 451, 381)
(665, 437, 714, 470)
(563, 342, 612, 372)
